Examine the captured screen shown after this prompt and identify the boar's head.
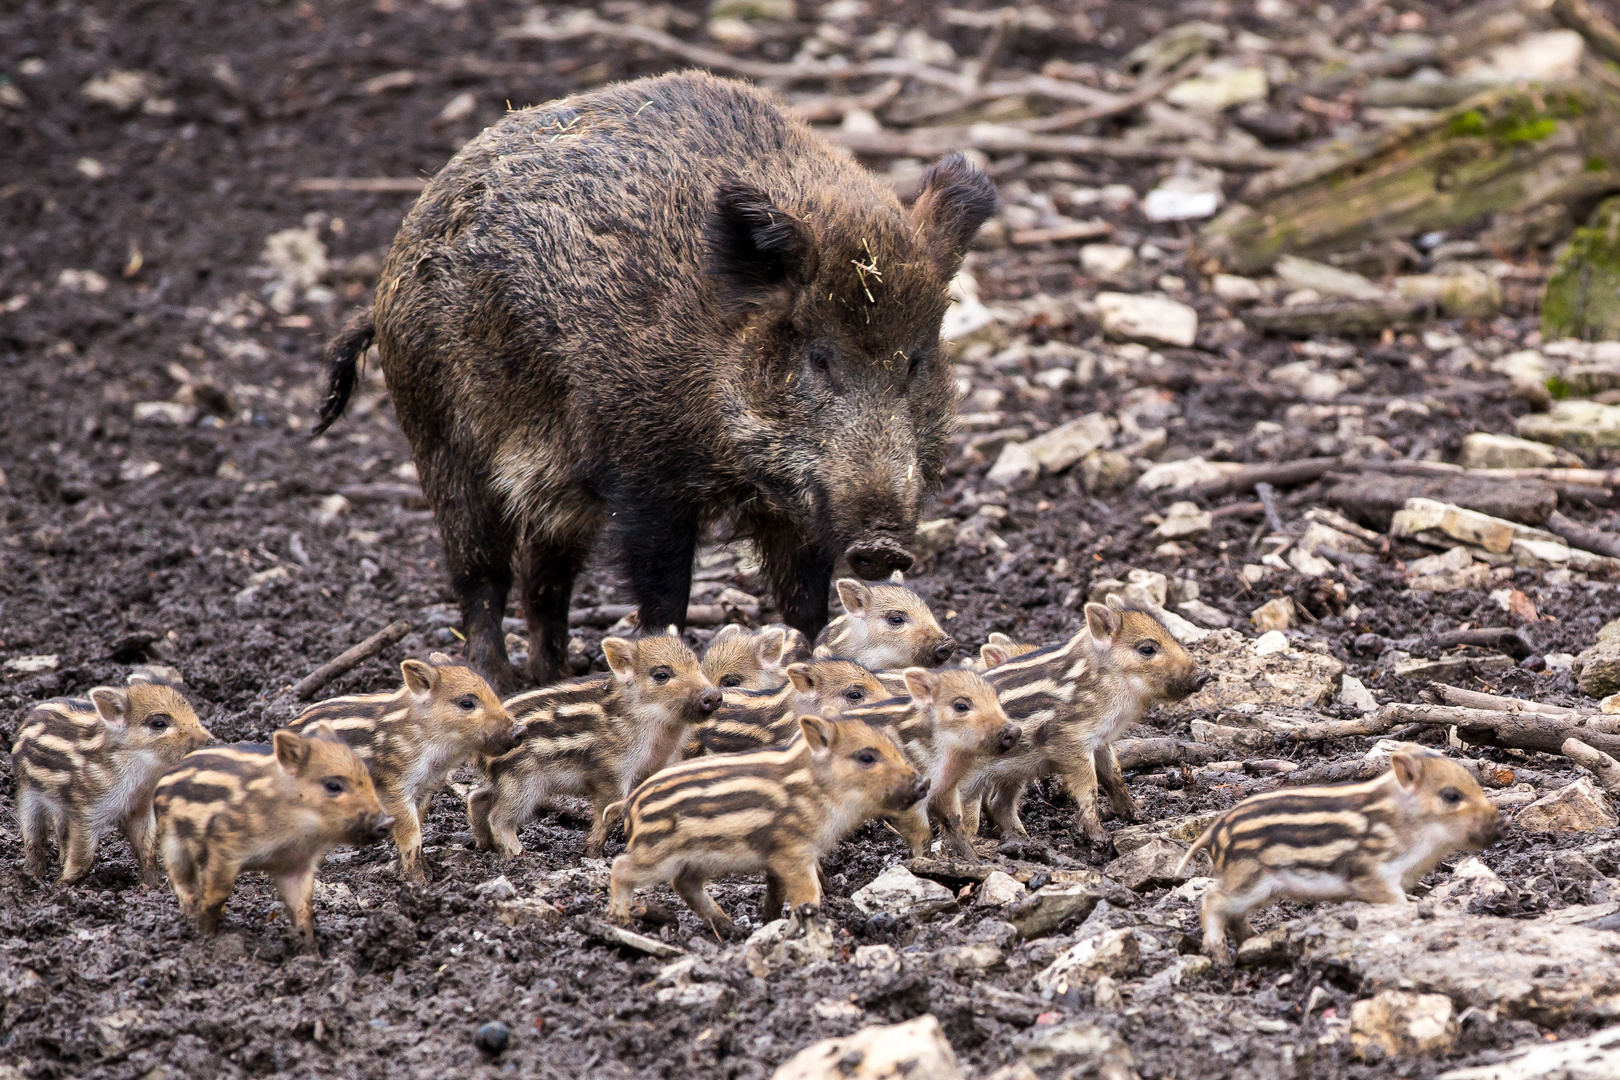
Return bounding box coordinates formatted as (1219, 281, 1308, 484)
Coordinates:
(704, 152, 997, 580)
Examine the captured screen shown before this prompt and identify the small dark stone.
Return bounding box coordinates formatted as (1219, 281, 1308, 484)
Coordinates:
(1520, 654, 1546, 671)
(1353, 633, 1387, 657)
(474, 1021, 511, 1056)
(1339, 913, 1358, 931)
(1025, 871, 1051, 893)
(836, 1049, 865, 1075)
(864, 912, 898, 937)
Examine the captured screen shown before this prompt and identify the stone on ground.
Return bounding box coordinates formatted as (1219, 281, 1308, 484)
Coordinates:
(771, 1015, 961, 1080)
(1102, 838, 1191, 891)
(1165, 628, 1345, 716)
(1518, 400, 1620, 453)
(850, 865, 956, 918)
(1095, 292, 1198, 348)
(1461, 432, 1583, 470)
(1439, 1022, 1620, 1079)
(1578, 635, 1620, 698)
(1350, 990, 1458, 1058)
(1514, 777, 1618, 834)
(1033, 929, 1140, 995)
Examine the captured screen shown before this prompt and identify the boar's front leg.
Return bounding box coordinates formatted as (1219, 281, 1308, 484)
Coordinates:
(458, 572, 516, 695)
(519, 541, 582, 686)
(620, 509, 698, 630)
(753, 527, 836, 641)
(1093, 746, 1139, 824)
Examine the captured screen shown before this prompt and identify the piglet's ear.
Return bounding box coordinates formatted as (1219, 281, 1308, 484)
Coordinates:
(1084, 603, 1121, 648)
(902, 668, 937, 707)
(910, 153, 998, 276)
(704, 182, 819, 317)
(602, 637, 637, 681)
(981, 644, 1012, 668)
(787, 663, 816, 694)
(836, 579, 869, 617)
(401, 659, 436, 696)
(273, 730, 312, 776)
(798, 714, 835, 753)
(91, 688, 129, 728)
(1391, 751, 1425, 792)
(757, 627, 788, 667)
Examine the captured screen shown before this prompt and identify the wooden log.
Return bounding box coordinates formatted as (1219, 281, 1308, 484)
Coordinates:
(1427, 627, 1533, 661)
(1563, 737, 1620, 793)
(1322, 473, 1558, 530)
(825, 125, 1286, 171)
(1546, 510, 1620, 559)
(1552, 0, 1620, 66)
(1375, 702, 1620, 757)
(1241, 297, 1433, 337)
(1422, 682, 1588, 718)
(1275, 758, 1387, 787)
(293, 178, 427, 194)
(292, 620, 412, 702)
(1114, 738, 1224, 770)
(1202, 84, 1620, 274)
(1183, 457, 1341, 500)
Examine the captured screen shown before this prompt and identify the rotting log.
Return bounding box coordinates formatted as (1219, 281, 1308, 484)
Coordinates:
(1241, 297, 1432, 338)
(1428, 628, 1533, 661)
(1422, 682, 1598, 720)
(1114, 738, 1224, 770)
(1322, 473, 1558, 530)
(1376, 702, 1620, 757)
(1546, 510, 1620, 559)
(1202, 84, 1620, 274)
(1563, 738, 1620, 792)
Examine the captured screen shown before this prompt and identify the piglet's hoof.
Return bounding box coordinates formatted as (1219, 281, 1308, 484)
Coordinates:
(793, 903, 821, 923)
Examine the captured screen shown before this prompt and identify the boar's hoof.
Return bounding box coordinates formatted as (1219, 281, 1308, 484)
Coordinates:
(845, 541, 914, 581)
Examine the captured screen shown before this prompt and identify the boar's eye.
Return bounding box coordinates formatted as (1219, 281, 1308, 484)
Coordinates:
(1439, 787, 1463, 806)
(952, 699, 971, 714)
(147, 714, 171, 732)
(651, 666, 673, 685)
(1136, 642, 1158, 658)
(885, 612, 908, 627)
(322, 777, 349, 796)
(720, 674, 743, 688)
(457, 696, 478, 711)
(856, 749, 878, 766)
(844, 688, 866, 703)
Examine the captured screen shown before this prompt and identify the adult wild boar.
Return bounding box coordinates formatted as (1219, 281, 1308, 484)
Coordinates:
(315, 71, 996, 691)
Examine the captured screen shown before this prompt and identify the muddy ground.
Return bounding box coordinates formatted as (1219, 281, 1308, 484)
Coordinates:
(3, 1, 1619, 1078)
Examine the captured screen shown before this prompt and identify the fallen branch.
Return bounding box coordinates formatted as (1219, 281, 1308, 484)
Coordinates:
(1427, 627, 1533, 661)
(293, 177, 427, 194)
(575, 916, 686, 959)
(292, 619, 412, 702)
(1274, 758, 1386, 787)
(1010, 219, 1113, 245)
(1552, 0, 1620, 66)
(1562, 737, 1620, 793)
(1255, 481, 1287, 536)
(824, 126, 1286, 170)
(1016, 52, 1209, 133)
(1423, 683, 1586, 718)
(1242, 297, 1434, 337)
(1184, 457, 1341, 500)
(1375, 702, 1620, 757)
(1546, 510, 1620, 560)
(1114, 738, 1223, 770)
(1323, 473, 1558, 529)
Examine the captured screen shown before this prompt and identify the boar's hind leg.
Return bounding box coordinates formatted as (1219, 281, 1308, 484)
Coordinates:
(519, 541, 583, 685)
(621, 511, 699, 631)
(18, 789, 54, 878)
(753, 528, 836, 640)
(673, 868, 736, 937)
(1094, 747, 1139, 824)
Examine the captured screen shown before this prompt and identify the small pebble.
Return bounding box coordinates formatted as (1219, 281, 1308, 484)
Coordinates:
(864, 912, 897, 937)
(1519, 654, 1546, 672)
(1352, 633, 1387, 657)
(474, 1021, 511, 1056)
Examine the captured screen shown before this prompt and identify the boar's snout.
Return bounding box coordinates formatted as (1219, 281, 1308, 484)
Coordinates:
(367, 814, 396, 843)
(898, 776, 931, 809)
(698, 688, 723, 714)
(998, 723, 1022, 751)
(845, 540, 914, 581)
(1192, 670, 1212, 691)
(932, 638, 958, 664)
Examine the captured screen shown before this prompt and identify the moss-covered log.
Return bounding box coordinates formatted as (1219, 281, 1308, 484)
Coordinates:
(1543, 194, 1620, 339)
(1202, 83, 1620, 275)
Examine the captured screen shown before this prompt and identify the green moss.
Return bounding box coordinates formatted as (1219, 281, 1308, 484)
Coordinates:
(1588, 154, 1610, 173)
(1547, 375, 1573, 399)
(1542, 196, 1620, 341)
(1449, 110, 1485, 138)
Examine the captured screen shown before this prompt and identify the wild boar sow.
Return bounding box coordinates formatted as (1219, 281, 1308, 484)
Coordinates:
(315, 71, 996, 691)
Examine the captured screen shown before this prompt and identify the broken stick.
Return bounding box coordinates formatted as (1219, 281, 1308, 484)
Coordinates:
(1562, 738, 1620, 793)
(1546, 510, 1620, 560)
(292, 619, 412, 701)
(1376, 702, 1620, 757)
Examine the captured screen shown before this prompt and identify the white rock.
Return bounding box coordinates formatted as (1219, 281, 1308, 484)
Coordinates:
(985, 441, 1038, 489)
(1164, 63, 1268, 110)
(1250, 598, 1296, 633)
(1269, 360, 1347, 401)
(1350, 990, 1458, 1059)
(261, 228, 329, 315)
(118, 459, 162, 482)
(1141, 176, 1222, 223)
(1515, 777, 1619, 834)
(3, 655, 59, 673)
(1177, 599, 1232, 629)
(977, 870, 1027, 907)
(1136, 456, 1241, 492)
(1288, 546, 1333, 577)
(1460, 432, 1582, 470)
(850, 865, 955, 917)
(744, 906, 837, 976)
(1275, 254, 1386, 300)
(1405, 546, 1492, 593)
(852, 944, 900, 973)
(1253, 630, 1291, 656)
(1027, 413, 1117, 473)
(1151, 501, 1212, 539)
(1440, 1022, 1620, 1080)
(1212, 274, 1263, 303)
(473, 874, 517, 901)
(772, 1016, 961, 1080)
(438, 91, 477, 122)
(1095, 292, 1197, 348)
(1033, 929, 1140, 995)
(1300, 521, 1373, 556)
(314, 493, 351, 526)
(57, 268, 108, 294)
(81, 69, 156, 110)
(1461, 29, 1584, 82)
(1518, 400, 1620, 454)
(1338, 675, 1378, 714)
(1425, 856, 1510, 914)
(133, 401, 197, 426)
(1080, 243, 1135, 278)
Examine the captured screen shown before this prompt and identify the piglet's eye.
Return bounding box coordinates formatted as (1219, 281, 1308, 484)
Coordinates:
(886, 612, 907, 627)
(720, 675, 742, 688)
(457, 696, 477, 711)
(952, 700, 971, 714)
(856, 750, 877, 766)
(322, 778, 348, 796)
(1136, 642, 1158, 658)
(844, 689, 865, 702)
(147, 714, 171, 731)
(1440, 787, 1463, 806)
(651, 667, 673, 684)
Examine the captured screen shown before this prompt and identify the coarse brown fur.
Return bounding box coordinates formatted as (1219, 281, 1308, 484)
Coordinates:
(965, 600, 1209, 845)
(295, 652, 515, 883)
(701, 624, 791, 691)
(468, 631, 722, 857)
(606, 714, 928, 935)
(843, 668, 1020, 861)
(153, 726, 393, 952)
(690, 656, 887, 755)
(814, 575, 957, 670)
(1178, 746, 1500, 966)
(314, 71, 996, 693)
(12, 679, 212, 885)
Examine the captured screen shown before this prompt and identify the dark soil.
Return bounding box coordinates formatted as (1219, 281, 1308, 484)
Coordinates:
(3, 2, 1619, 1079)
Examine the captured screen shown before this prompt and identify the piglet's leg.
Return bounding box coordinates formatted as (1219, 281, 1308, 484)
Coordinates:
(1059, 760, 1109, 845)
(58, 811, 100, 885)
(762, 870, 786, 924)
(607, 853, 641, 924)
(1351, 872, 1409, 906)
(958, 789, 983, 840)
(389, 798, 427, 884)
(276, 865, 320, 953)
(932, 791, 979, 862)
(1200, 888, 1236, 968)
(19, 791, 53, 879)
(584, 782, 620, 858)
(466, 785, 497, 851)
(986, 782, 1029, 840)
(673, 868, 735, 938)
(771, 859, 823, 914)
(196, 860, 242, 936)
(1094, 746, 1138, 824)
(122, 808, 162, 886)
(887, 809, 934, 859)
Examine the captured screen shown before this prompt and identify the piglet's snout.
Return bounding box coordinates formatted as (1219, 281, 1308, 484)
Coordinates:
(998, 723, 1022, 751)
(698, 689, 723, 714)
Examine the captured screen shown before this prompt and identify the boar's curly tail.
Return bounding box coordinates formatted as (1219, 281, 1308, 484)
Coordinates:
(312, 309, 376, 435)
(1175, 823, 1218, 878)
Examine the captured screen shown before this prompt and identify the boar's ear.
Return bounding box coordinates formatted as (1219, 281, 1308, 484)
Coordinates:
(987, 632, 1014, 647)
(910, 153, 998, 275)
(602, 637, 638, 681)
(798, 713, 835, 754)
(273, 730, 313, 776)
(1391, 751, 1426, 792)
(902, 668, 937, 707)
(710, 624, 743, 645)
(786, 662, 816, 693)
(757, 627, 788, 667)
(835, 579, 869, 617)
(704, 182, 818, 316)
(90, 688, 130, 728)
(1084, 602, 1122, 648)
(401, 659, 437, 696)
(981, 644, 1012, 668)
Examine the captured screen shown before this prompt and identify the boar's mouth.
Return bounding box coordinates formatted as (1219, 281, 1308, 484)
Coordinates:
(1166, 670, 1212, 701)
(844, 538, 914, 581)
